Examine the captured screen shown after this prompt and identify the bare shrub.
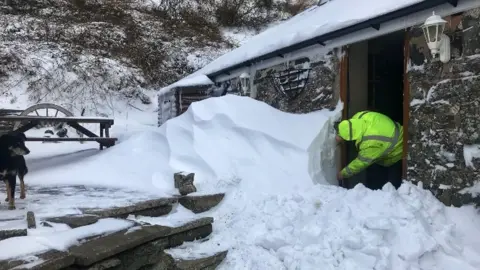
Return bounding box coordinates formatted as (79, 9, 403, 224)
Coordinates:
(280, 0, 314, 16)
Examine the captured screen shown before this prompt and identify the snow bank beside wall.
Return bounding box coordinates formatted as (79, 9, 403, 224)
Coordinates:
(27, 95, 341, 192)
(159, 94, 342, 192)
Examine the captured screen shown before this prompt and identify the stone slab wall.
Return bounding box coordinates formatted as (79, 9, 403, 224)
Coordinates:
(253, 50, 340, 113)
(407, 9, 480, 206)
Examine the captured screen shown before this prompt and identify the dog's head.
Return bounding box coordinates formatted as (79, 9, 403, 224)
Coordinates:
(0, 132, 30, 156)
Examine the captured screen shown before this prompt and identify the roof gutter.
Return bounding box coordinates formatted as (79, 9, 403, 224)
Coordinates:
(206, 0, 458, 80)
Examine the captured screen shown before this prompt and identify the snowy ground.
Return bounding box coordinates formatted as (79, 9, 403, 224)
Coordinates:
(0, 95, 479, 270)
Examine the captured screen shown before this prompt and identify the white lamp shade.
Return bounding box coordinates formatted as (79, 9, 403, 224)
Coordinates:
(422, 12, 447, 56)
(239, 72, 249, 79)
(239, 72, 250, 93)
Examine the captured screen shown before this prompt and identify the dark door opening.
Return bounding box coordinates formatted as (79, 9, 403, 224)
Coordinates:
(345, 30, 405, 190)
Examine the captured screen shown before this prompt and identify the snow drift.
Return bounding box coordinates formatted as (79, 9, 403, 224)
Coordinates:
(13, 94, 480, 270)
(27, 95, 342, 194)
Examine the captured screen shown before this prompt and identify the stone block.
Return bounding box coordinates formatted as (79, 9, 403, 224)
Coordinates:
(69, 226, 171, 267)
(26, 211, 36, 229)
(82, 198, 177, 218)
(67, 217, 213, 268)
(104, 238, 170, 270)
(0, 228, 27, 240)
(169, 224, 212, 248)
(1, 251, 75, 270)
(168, 217, 214, 235)
(174, 172, 197, 196)
(0, 258, 23, 270)
(130, 205, 173, 218)
(174, 250, 228, 270)
(138, 252, 175, 270)
(179, 193, 225, 213)
(44, 215, 100, 229)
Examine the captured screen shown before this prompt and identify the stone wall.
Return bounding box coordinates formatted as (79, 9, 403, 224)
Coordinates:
(253, 51, 339, 113)
(407, 9, 480, 206)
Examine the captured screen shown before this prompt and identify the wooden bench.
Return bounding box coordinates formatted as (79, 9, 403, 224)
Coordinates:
(0, 115, 118, 150)
(25, 137, 118, 147)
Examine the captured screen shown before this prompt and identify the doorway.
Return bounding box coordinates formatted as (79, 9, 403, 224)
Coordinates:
(343, 30, 406, 190)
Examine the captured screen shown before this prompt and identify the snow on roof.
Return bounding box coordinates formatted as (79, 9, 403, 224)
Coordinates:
(164, 0, 424, 90)
(160, 74, 214, 94)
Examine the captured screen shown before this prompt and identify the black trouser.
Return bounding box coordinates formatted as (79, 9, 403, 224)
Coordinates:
(365, 161, 403, 190)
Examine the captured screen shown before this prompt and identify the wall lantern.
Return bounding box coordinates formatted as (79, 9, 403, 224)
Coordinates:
(421, 11, 451, 63)
(239, 72, 250, 94)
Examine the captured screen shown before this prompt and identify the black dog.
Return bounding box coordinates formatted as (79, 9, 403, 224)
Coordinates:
(0, 132, 30, 210)
(4, 151, 28, 203)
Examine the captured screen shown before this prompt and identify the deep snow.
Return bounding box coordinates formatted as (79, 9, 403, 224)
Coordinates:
(0, 95, 479, 270)
(24, 95, 342, 194)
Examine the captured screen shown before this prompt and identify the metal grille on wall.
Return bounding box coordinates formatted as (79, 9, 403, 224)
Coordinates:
(271, 67, 311, 100)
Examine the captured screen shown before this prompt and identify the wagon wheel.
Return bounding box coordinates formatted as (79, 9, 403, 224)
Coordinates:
(13, 103, 83, 138)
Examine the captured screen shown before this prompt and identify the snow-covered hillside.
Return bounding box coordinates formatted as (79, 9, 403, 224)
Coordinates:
(0, 0, 313, 118)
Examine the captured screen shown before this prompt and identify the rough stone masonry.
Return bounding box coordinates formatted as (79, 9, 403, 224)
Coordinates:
(253, 52, 339, 113)
(407, 8, 480, 206)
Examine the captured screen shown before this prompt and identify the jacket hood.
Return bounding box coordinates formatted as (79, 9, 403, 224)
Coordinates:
(338, 119, 366, 141)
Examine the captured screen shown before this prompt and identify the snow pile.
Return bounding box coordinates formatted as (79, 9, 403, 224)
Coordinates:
(3, 94, 480, 270)
(147, 183, 480, 270)
(26, 95, 342, 194)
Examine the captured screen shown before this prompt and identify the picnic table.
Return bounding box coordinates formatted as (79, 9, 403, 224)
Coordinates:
(0, 104, 118, 150)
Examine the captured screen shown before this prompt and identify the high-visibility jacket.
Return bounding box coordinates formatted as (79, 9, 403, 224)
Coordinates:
(338, 111, 403, 178)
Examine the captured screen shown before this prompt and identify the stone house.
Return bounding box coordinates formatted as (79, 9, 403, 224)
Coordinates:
(158, 0, 480, 206)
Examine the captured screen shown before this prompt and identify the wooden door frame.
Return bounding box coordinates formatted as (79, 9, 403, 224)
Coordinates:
(402, 30, 411, 179)
(339, 46, 349, 188)
(339, 31, 411, 184)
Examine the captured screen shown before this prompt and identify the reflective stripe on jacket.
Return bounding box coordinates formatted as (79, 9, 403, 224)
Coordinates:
(338, 111, 403, 178)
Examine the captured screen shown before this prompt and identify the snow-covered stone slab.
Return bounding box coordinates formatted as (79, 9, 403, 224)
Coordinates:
(69, 217, 214, 268)
(81, 197, 177, 218)
(174, 250, 228, 270)
(178, 193, 225, 213)
(0, 228, 27, 241)
(1, 251, 74, 270)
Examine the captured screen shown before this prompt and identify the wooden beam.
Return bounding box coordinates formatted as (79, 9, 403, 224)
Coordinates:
(339, 46, 349, 188)
(66, 122, 99, 138)
(26, 137, 117, 142)
(13, 121, 39, 133)
(402, 30, 411, 180)
(0, 115, 114, 124)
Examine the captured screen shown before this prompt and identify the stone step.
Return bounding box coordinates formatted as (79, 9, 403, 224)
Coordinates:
(43, 198, 178, 228)
(178, 193, 225, 213)
(42, 193, 225, 229)
(1, 251, 74, 270)
(174, 251, 228, 270)
(68, 217, 214, 267)
(43, 214, 101, 229)
(81, 197, 178, 218)
(0, 217, 214, 270)
(0, 228, 26, 241)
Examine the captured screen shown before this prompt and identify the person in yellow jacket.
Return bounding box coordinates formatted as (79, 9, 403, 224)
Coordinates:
(335, 110, 403, 189)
